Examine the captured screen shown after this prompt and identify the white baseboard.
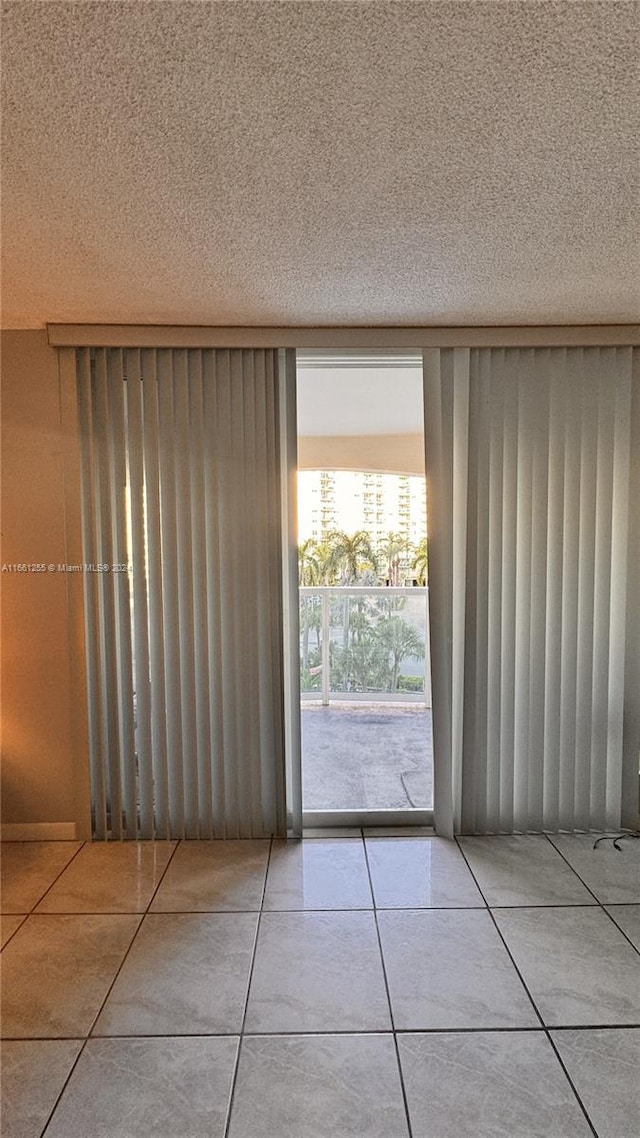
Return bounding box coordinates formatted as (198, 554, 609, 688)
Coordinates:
(1, 822, 78, 842)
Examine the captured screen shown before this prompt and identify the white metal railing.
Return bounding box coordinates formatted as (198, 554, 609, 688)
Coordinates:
(299, 586, 431, 707)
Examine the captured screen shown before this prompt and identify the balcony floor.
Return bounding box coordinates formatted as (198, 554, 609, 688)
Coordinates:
(301, 703, 433, 812)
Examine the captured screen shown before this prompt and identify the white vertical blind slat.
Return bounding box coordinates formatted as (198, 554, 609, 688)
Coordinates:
(423, 348, 456, 837)
(557, 350, 582, 830)
(485, 349, 505, 834)
(280, 348, 302, 837)
(76, 349, 108, 839)
(142, 350, 170, 838)
(188, 350, 213, 840)
(574, 350, 599, 830)
(620, 349, 640, 830)
(266, 350, 287, 835)
(451, 350, 470, 833)
(107, 349, 137, 837)
(542, 350, 566, 832)
(527, 349, 550, 832)
(473, 350, 491, 831)
(157, 350, 185, 837)
(242, 350, 263, 836)
(215, 351, 240, 837)
(605, 352, 631, 827)
(460, 350, 481, 832)
(173, 350, 198, 838)
(228, 350, 247, 836)
(499, 354, 518, 832)
(93, 350, 123, 838)
(202, 351, 226, 837)
(590, 350, 616, 826)
(125, 349, 154, 838)
(253, 351, 275, 832)
(513, 350, 534, 833)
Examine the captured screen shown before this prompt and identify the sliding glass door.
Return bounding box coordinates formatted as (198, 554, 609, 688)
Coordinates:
(295, 350, 434, 829)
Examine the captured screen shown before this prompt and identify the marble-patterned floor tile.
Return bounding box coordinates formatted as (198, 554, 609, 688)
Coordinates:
(377, 910, 537, 1029)
(1, 842, 82, 912)
(93, 913, 257, 1035)
(363, 827, 435, 837)
(263, 839, 372, 910)
(36, 841, 176, 913)
(1, 1040, 83, 1138)
(150, 840, 269, 911)
(605, 905, 640, 951)
(494, 907, 640, 1025)
(228, 1034, 409, 1138)
(245, 912, 391, 1032)
(366, 838, 484, 908)
(0, 913, 26, 948)
(45, 1036, 238, 1138)
(302, 827, 362, 838)
(551, 1028, 640, 1138)
(0, 914, 141, 1038)
(548, 834, 640, 903)
(398, 1031, 592, 1138)
(458, 836, 595, 906)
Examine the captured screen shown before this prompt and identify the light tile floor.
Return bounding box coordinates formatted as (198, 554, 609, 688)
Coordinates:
(1, 833, 639, 1137)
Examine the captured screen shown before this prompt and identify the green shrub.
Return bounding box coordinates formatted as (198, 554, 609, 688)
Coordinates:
(397, 674, 424, 693)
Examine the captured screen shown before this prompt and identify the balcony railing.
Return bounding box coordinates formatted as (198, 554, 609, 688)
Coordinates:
(299, 586, 431, 707)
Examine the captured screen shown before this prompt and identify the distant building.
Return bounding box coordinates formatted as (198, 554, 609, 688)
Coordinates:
(298, 471, 427, 552)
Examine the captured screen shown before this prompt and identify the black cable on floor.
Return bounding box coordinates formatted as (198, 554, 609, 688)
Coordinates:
(592, 831, 640, 851)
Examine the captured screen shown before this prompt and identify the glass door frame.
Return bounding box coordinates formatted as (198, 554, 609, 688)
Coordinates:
(290, 349, 434, 832)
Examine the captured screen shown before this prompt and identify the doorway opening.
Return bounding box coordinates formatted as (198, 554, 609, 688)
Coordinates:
(295, 350, 433, 828)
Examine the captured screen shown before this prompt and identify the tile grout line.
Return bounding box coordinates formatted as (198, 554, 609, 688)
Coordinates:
(541, 833, 604, 904)
(362, 834, 415, 1138)
(8, 1023, 640, 1043)
(37, 837, 183, 1138)
(38, 1042, 86, 1138)
(107, 838, 182, 976)
(599, 910, 640, 959)
(0, 913, 28, 950)
(454, 837, 600, 1138)
(25, 840, 88, 916)
(222, 833, 274, 1138)
(452, 839, 548, 1032)
(4, 842, 88, 1138)
(544, 1035, 603, 1138)
(542, 833, 640, 959)
(10, 898, 633, 917)
(144, 839, 182, 912)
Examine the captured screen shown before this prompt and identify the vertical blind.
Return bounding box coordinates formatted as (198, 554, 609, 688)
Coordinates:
(76, 346, 292, 839)
(424, 346, 640, 836)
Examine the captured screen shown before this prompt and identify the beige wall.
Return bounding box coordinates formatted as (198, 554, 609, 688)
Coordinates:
(298, 433, 425, 476)
(1, 330, 90, 835)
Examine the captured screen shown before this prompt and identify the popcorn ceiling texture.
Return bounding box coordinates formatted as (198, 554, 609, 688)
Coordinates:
(1, 0, 638, 328)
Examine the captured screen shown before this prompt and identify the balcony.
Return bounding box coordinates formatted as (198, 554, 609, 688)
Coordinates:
(299, 587, 433, 814)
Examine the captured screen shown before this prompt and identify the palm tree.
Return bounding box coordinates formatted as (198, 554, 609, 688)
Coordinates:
(298, 539, 327, 672)
(298, 538, 321, 586)
(326, 530, 378, 584)
(379, 531, 411, 586)
(315, 540, 338, 585)
(378, 615, 425, 691)
(411, 537, 428, 585)
(323, 530, 378, 655)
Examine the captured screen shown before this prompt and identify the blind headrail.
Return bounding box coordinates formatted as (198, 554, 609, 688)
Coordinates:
(48, 323, 640, 350)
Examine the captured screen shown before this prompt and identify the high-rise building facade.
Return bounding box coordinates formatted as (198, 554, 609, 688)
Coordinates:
(298, 470, 427, 550)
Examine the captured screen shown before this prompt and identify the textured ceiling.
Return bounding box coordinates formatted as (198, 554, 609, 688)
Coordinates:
(1, 1, 638, 329)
